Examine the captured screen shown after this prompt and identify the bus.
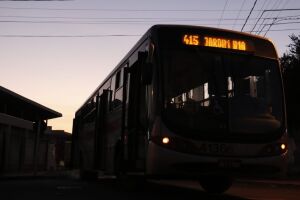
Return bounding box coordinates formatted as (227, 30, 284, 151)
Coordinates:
(71, 24, 288, 193)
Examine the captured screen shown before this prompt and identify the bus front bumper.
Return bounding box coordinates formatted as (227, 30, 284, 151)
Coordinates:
(146, 141, 288, 179)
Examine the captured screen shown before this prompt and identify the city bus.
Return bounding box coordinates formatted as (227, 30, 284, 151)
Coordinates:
(71, 24, 288, 193)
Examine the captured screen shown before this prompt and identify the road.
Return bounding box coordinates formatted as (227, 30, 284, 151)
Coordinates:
(228, 179, 300, 200)
(0, 176, 299, 200)
(155, 179, 300, 200)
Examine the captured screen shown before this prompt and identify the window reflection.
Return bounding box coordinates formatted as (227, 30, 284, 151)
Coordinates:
(163, 49, 282, 135)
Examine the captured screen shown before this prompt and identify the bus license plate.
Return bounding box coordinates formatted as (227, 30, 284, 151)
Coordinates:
(218, 159, 241, 168)
(197, 143, 234, 155)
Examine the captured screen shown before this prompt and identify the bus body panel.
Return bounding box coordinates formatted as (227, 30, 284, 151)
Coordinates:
(146, 141, 288, 178)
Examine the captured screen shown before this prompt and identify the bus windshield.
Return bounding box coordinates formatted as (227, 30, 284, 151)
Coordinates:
(162, 47, 283, 140)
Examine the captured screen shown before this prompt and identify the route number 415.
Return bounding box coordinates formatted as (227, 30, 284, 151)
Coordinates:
(183, 34, 199, 46)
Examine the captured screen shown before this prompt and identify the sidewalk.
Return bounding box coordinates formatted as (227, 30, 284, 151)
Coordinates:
(237, 178, 300, 188)
(0, 170, 72, 180)
(237, 168, 300, 188)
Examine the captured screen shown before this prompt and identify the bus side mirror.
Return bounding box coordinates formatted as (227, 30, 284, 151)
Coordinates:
(139, 51, 153, 85)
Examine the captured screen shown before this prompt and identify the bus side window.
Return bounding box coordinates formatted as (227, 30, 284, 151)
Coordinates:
(114, 87, 123, 108)
(115, 70, 121, 90)
(112, 69, 124, 109)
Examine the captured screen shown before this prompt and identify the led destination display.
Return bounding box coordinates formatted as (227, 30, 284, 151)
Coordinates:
(183, 34, 247, 51)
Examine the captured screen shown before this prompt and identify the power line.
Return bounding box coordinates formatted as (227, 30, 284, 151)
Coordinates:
(266, 21, 300, 25)
(218, 0, 229, 27)
(1, 19, 299, 26)
(232, 0, 246, 29)
(0, 34, 142, 38)
(241, 0, 258, 31)
(250, 8, 300, 33)
(258, 18, 300, 35)
(0, 15, 293, 21)
(1, 26, 299, 38)
(254, 0, 268, 20)
(2, 14, 300, 25)
(0, 6, 266, 12)
(257, 0, 282, 35)
(248, 28, 300, 32)
(1, 14, 299, 22)
(263, 0, 291, 36)
(1, 0, 69, 1)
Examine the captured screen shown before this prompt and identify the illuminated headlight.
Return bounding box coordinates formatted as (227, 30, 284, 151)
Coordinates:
(151, 136, 172, 146)
(280, 143, 286, 150)
(162, 137, 170, 144)
(151, 135, 193, 153)
(260, 143, 288, 156)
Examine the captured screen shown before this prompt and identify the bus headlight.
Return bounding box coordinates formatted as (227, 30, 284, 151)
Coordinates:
(162, 137, 170, 144)
(280, 143, 286, 151)
(151, 135, 191, 152)
(152, 136, 173, 146)
(260, 143, 288, 156)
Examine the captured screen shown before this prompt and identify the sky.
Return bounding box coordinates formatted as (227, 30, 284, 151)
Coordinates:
(0, 0, 299, 133)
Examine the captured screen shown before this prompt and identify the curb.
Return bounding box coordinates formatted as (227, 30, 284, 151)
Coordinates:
(236, 178, 300, 188)
(0, 170, 73, 180)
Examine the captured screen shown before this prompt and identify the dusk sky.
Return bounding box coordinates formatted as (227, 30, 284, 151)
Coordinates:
(1, 0, 299, 133)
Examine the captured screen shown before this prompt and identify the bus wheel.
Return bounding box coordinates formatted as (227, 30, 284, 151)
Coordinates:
(114, 148, 146, 191)
(79, 152, 97, 181)
(79, 169, 98, 181)
(114, 147, 126, 179)
(199, 176, 233, 194)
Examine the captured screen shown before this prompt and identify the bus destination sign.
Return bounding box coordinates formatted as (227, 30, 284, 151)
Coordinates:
(183, 34, 247, 51)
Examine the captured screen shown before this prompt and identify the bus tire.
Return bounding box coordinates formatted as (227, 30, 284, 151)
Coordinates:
(114, 145, 125, 179)
(79, 151, 97, 181)
(79, 169, 98, 181)
(199, 176, 233, 194)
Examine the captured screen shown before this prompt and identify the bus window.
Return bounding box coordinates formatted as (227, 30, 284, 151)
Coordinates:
(114, 87, 123, 108)
(115, 71, 121, 90)
(162, 48, 283, 135)
(115, 69, 124, 90)
(111, 68, 124, 109)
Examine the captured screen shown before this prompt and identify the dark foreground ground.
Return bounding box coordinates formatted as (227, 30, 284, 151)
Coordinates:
(0, 177, 242, 200)
(1, 172, 300, 200)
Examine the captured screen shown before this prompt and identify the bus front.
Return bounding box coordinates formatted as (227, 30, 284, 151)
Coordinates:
(147, 25, 288, 193)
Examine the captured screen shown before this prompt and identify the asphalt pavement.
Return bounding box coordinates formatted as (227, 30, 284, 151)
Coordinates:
(2, 169, 300, 188)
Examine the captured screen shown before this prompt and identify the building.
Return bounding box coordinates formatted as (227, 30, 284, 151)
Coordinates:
(0, 86, 62, 175)
(44, 127, 71, 170)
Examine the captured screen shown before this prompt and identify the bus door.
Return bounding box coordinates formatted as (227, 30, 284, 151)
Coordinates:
(94, 89, 111, 171)
(123, 57, 147, 172)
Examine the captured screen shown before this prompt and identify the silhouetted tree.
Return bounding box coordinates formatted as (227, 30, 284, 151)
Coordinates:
(280, 34, 300, 137)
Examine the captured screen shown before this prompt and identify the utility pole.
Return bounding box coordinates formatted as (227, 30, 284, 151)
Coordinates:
(33, 120, 41, 176)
